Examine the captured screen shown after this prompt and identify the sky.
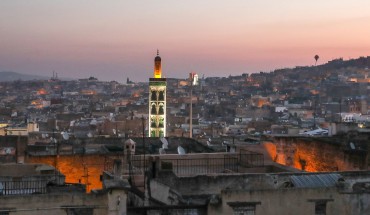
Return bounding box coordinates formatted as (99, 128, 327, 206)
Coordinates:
(1, 1, 370, 82)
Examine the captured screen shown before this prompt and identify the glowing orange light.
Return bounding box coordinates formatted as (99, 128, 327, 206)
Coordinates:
(37, 88, 48, 95)
(27, 155, 110, 192)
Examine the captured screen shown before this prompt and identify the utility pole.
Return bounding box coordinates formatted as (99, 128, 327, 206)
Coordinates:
(189, 75, 193, 138)
(141, 115, 149, 206)
(339, 97, 342, 123)
(141, 115, 146, 189)
(313, 96, 317, 129)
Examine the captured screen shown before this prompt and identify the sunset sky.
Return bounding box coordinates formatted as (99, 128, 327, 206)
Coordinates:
(1, 1, 370, 82)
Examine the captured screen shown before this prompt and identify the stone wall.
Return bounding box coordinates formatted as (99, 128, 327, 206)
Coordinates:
(0, 192, 108, 215)
(263, 137, 368, 171)
(211, 187, 370, 215)
(0, 188, 127, 215)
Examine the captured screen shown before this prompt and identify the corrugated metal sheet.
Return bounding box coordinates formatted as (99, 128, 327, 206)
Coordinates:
(290, 173, 342, 188)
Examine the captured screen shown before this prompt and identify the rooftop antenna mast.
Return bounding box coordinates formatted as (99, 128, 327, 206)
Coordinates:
(189, 73, 193, 138)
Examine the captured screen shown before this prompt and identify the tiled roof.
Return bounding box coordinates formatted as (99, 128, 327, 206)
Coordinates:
(290, 173, 342, 188)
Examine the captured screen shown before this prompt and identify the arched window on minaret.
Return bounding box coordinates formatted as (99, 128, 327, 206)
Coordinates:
(158, 103, 164, 115)
(158, 117, 164, 128)
(158, 91, 164, 101)
(151, 117, 156, 128)
(151, 91, 157, 101)
(151, 103, 157, 115)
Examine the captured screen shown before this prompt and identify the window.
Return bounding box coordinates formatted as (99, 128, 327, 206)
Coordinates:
(151, 104, 157, 115)
(308, 199, 332, 215)
(158, 105, 164, 115)
(233, 205, 255, 215)
(315, 201, 327, 215)
(151, 91, 157, 100)
(66, 207, 93, 215)
(158, 91, 165, 101)
(228, 202, 260, 215)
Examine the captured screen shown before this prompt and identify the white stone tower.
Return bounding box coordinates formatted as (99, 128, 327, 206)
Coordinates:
(148, 50, 167, 137)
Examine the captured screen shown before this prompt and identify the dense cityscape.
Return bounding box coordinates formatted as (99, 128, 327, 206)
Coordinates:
(1, 1, 370, 214)
(0, 54, 369, 214)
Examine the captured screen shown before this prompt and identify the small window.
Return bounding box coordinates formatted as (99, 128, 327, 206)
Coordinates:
(151, 104, 157, 115)
(151, 91, 157, 100)
(66, 208, 93, 215)
(315, 201, 327, 215)
(228, 202, 260, 215)
(158, 106, 164, 115)
(158, 91, 165, 101)
(233, 205, 255, 215)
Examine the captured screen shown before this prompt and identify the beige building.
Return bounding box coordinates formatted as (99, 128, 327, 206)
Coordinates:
(1, 122, 39, 136)
(145, 169, 370, 215)
(116, 150, 370, 215)
(211, 172, 370, 215)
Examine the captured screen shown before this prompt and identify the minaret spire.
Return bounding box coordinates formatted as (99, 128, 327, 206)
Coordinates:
(154, 50, 162, 78)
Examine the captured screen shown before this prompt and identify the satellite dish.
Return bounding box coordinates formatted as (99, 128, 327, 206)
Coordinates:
(159, 148, 166, 154)
(207, 141, 212, 146)
(5, 148, 12, 155)
(90, 119, 97, 125)
(50, 137, 57, 144)
(112, 129, 116, 135)
(160, 137, 168, 149)
(208, 138, 212, 142)
(0, 182, 3, 194)
(41, 133, 46, 138)
(177, 146, 186, 155)
(350, 142, 355, 150)
(45, 133, 49, 137)
(87, 132, 93, 138)
(61, 132, 69, 140)
(70, 120, 75, 127)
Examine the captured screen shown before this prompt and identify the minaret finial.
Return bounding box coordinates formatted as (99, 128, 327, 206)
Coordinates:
(157, 49, 159, 56)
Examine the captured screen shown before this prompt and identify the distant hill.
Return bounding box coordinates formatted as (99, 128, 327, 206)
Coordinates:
(0, 71, 51, 82)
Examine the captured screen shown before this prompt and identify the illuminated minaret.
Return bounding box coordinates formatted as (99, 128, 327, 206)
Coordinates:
(148, 50, 167, 137)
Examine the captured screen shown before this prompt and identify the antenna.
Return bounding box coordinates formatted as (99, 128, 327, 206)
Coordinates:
(5, 148, 12, 155)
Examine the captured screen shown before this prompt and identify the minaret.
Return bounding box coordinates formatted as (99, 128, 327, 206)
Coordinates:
(148, 50, 167, 137)
(154, 49, 162, 78)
